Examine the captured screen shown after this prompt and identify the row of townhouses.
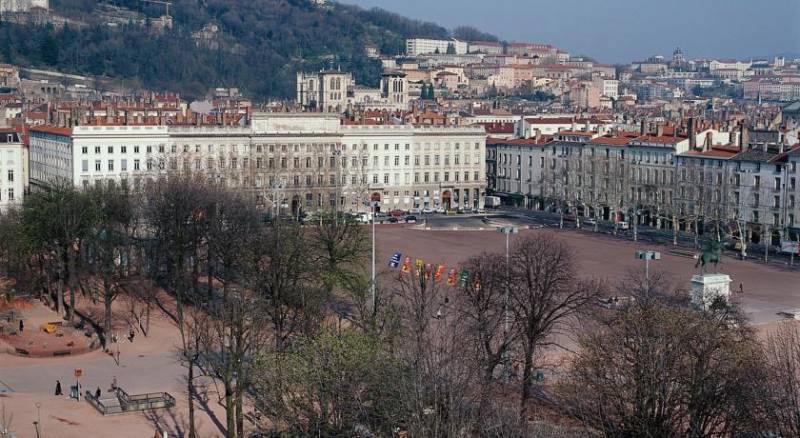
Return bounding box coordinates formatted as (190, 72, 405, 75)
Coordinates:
(27, 113, 487, 214)
(488, 124, 800, 246)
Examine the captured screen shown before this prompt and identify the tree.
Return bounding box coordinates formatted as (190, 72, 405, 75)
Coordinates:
(253, 328, 405, 436)
(763, 321, 800, 436)
(452, 25, 498, 43)
(21, 184, 96, 321)
(84, 183, 135, 340)
(446, 42, 456, 54)
(455, 252, 516, 420)
(558, 302, 767, 437)
(508, 233, 601, 421)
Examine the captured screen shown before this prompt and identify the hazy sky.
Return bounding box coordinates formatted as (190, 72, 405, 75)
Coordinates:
(341, 0, 800, 63)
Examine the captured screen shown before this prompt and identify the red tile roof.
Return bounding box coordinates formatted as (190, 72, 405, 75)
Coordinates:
(30, 125, 72, 136)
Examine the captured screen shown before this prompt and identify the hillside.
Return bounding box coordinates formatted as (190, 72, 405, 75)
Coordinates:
(0, 0, 467, 98)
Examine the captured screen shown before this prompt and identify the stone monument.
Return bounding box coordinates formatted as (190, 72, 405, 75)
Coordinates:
(690, 273, 731, 310)
(691, 238, 730, 309)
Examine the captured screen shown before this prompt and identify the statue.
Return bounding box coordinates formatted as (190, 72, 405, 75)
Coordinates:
(695, 239, 722, 274)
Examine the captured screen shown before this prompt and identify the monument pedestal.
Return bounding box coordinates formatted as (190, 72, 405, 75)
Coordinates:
(691, 273, 731, 310)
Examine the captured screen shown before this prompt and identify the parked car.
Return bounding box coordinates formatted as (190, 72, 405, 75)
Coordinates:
(584, 218, 597, 226)
(409, 207, 421, 214)
(388, 209, 405, 218)
(422, 207, 434, 214)
(387, 217, 399, 223)
(404, 215, 417, 223)
(618, 221, 630, 230)
(374, 213, 389, 222)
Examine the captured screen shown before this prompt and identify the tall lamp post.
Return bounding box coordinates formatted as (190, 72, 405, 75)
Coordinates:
(635, 250, 661, 291)
(498, 226, 518, 381)
(371, 200, 377, 311)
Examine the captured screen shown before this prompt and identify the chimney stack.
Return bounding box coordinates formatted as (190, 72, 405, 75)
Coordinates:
(640, 120, 646, 135)
(688, 117, 696, 149)
(740, 122, 749, 150)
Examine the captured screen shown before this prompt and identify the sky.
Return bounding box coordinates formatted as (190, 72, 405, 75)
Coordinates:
(340, 0, 800, 63)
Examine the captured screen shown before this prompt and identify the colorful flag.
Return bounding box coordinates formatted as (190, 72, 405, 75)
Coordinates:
(459, 268, 471, 285)
(401, 257, 412, 273)
(415, 258, 424, 274)
(434, 265, 446, 282)
(424, 263, 433, 278)
(388, 252, 402, 268)
(447, 268, 457, 286)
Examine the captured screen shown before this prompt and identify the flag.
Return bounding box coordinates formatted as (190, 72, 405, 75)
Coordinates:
(388, 252, 402, 269)
(447, 268, 457, 286)
(401, 257, 412, 274)
(434, 265, 446, 282)
(415, 258, 424, 274)
(473, 277, 482, 291)
(424, 263, 433, 278)
(459, 268, 471, 285)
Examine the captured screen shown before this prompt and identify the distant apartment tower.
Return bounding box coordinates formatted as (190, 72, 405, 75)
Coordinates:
(296, 70, 352, 113)
(405, 38, 468, 56)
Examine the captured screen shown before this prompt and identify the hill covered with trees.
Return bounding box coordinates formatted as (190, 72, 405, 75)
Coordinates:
(0, 0, 487, 98)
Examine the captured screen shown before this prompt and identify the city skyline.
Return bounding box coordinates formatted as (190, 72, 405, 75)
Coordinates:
(342, 0, 800, 63)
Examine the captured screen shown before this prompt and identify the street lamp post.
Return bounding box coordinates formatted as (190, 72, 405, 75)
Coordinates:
(635, 250, 661, 292)
(498, 226, 518, 381)
(371, 200, 377, 311)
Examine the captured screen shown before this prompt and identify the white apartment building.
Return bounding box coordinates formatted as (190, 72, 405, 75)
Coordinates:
(0, 128, 26, 211)
(28, 113, 487, 213)
(405, 38, 468, 56)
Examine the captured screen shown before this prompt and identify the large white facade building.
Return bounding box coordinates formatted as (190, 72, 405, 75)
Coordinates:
(29, 114, 487, 213)
(405, 38, 468, 56)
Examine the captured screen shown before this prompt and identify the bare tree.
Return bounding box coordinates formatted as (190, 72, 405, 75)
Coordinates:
(508, 233, 600, 421)
(455, 252, 516, 418)
(558, 302, 766, 437)
(763, 321, 800, 436)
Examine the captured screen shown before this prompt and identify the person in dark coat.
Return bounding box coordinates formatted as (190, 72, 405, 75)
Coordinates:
(95, 387, 101, 399)
(55, 380, 62, 396)
(18, 320, 23, 332)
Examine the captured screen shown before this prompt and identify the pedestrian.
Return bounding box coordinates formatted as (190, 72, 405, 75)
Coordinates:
(128, 328, 135, 343)
(95, 387, 101, 399)
(739, 282, 744, 294)
(55, 380, 62, 396)
(110, 376, 117, 392)
(18, 319, 23, 333)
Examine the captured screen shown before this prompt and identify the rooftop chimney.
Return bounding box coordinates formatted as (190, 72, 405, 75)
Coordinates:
(640, 120, 646, 135)
(688, 117, 696, 149)
(740, 122, 749, 150)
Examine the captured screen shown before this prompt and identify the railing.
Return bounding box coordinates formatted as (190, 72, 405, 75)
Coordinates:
(86, 388, 175, 416)
(117, 388, 176, 411)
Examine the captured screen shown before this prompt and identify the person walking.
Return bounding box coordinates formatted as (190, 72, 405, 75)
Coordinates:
(95, 387, 101, 399)
(18, 319, 23, 333)
(55, 380, 62, 396)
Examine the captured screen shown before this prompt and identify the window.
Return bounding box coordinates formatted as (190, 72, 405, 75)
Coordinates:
(82, 160, 88, 172)
(383, 174, 389, 184)
(134, 159, 140, 170)
(121, 159, 127, 172)
(81, 146, 88, 154)
(95, 146, 101, 154)
(394, 156, 400, 166)
(95, 160, 101, 171)
(6, 170, 12, 182)
(134, 146, 139, 154)
(7, 188, 13, 201)
(121, 146, 127, 154)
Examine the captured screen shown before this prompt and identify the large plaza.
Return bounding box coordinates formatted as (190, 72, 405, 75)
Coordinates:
(1, 218, 799, 437)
